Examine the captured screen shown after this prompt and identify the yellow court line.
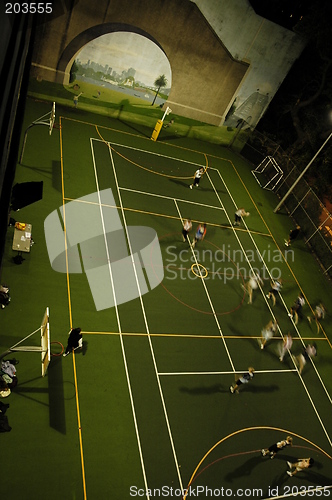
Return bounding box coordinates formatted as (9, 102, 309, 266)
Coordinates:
(81, 331, 326, 341)
(59, 116, 73, 329)
(62, 197, 271, 237)
(95, 125, 195, 179)
(183, 426, 332, 500)
(227, 158, 332, 349)
(72, 351, 87, 500)
(60, 116, 87, 498)
(61, 115, 229, 159)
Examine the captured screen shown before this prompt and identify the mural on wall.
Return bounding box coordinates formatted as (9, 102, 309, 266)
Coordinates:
(72, 32, 172, 105)
(224, 91, 270, 129)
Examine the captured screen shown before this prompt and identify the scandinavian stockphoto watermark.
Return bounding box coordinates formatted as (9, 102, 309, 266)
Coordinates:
(44, 188, 164, 311)
(164, 243, 294, 283)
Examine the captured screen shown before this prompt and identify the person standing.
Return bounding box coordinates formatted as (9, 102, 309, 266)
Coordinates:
(285, 226, 301, 247)
(307, 303, 325, 334)
(182, 219, 192, 243)
(192, 223, 206, 248)
(234, 207, 250, 226)
(73, 92, 83, 108)
(261, 436, 293, 459)
(288, 293, 305, 324)
(63, 327, 83, 357)
(241, 272, 264, 304)
(287, 458, 314, 476)
(278, 333, 293, 362)
(230, 367, 255, 394)
(266, 278, 282, 307)
(163, 118, 174, 129)
(260, 319, 278, 350)
(189, 167, 205, 189)
(295, 343, 317, 374)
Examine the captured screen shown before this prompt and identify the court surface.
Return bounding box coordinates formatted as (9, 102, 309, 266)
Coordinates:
(1, 99, 331, 499)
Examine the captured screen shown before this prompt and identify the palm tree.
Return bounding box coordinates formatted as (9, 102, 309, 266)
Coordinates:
(151, 74, 168, 105)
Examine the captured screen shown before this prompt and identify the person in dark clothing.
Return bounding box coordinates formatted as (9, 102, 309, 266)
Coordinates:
(63, 327, 83, 357)
(230, 367, 255, 394)
(285, 226, 300, 247)
(261, 436, 293, 459)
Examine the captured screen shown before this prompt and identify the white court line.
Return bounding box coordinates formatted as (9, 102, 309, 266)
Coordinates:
(158, 369, 297, 376)
(214, 168, 332, 404)
(90, 139, 150, 498)
(207, 168, 332, 446)
(174, 199, 235, 372)
(107, 143, 184, 494)
(120, 186, 225, 212)
(95, 137, 204, 168)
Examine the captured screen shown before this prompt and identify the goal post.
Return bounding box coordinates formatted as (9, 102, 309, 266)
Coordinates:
(252, 156, 283, 190)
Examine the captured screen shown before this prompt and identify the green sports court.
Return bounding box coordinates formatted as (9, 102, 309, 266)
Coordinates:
(0, 97, 331, 499)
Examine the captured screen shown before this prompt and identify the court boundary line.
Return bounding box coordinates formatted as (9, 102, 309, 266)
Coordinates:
(213, 167, 332, 405)
(90, 138, 150, 496)
(183, 426, 332, 500)
(174, 199, 236, 372)
(120, 185, 225, 212)
(219, 159, 331, 349)
(107, 144, 184, 494)
(95, 127, 193, 180)
(158, 369, 297, 376)
(206, 167, 332, 446)
(98, 137, 204, 168)
(56, 116, 332, 497)
(64, 191, 272, 237)
(81, 331, 325, 341)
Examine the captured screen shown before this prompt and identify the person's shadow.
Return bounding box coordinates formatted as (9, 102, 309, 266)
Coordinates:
(225, 455, 262, 482)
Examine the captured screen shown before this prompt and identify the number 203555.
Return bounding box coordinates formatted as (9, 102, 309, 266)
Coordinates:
(283, 485, 330, 497)
(5, 3, 53, 14)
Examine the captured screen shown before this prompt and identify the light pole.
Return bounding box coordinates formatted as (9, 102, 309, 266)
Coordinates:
(274, 131, 332, 213)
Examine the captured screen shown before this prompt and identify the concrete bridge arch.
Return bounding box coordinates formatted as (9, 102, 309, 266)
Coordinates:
(58, 23, 168, 87)
(31, 0, 248, 125)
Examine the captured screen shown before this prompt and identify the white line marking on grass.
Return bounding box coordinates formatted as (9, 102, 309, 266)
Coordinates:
(90, 139, 150, 498)
(107, 144, 185, 493)
(208, 167, 332, 446)
(120, 186, 225, 212)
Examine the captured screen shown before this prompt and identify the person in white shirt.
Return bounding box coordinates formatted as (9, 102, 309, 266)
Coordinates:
(182, 219, 192, 242)
(278, 333, 293, 362)
(260, 319, 278, 350)
(241, 272, 263, 304)
(266, 278, 282, 306)
(234, 207, 250, 226)
(189, 167, 205, 189)
(288, 293, 305, 324)
(307, 303, 325, 334)
(287, 457, 314, 477)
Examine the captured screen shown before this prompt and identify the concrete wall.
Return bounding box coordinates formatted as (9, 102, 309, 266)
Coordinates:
(191, 0, 306, 126)
(30, 0, 306, 127)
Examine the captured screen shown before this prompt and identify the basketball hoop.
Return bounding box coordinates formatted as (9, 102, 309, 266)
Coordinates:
(19, 102, 56, 163)
(49, 102, 56, 135)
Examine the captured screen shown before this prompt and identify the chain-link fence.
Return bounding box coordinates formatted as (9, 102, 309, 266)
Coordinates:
(234, 130, 332, 279)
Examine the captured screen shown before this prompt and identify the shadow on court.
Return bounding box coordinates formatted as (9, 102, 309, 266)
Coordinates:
(168, 178, 190, 189)
(224, 455, 262, 482)
(180, 383, 222, 395)
(47, 356, 66, 434)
